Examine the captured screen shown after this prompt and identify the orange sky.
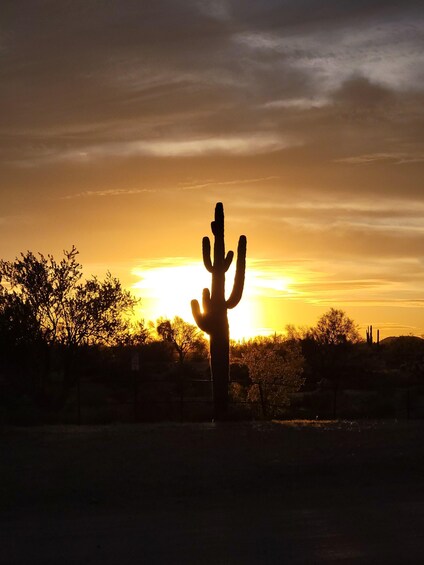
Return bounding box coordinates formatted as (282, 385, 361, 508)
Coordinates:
(1, 2, 424, 339)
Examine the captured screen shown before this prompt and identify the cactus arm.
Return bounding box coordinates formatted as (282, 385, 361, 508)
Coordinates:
(224, 251, 234, 272)
(202, 237, 213, 273)
(226, 235, 247, 309)
(190, 288, 213, 334)
(202, 287, 212, 313)
(191, 298, 210, 333)
(190, 298, 202, 325)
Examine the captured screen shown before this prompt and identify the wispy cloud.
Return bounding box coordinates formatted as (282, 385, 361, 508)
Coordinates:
(178, 175, 280, 190)
(131, 135, 291, 157)
(263, 98, 329, 110)
(59, 188, 154, 200)
(335, 152, 424, 165)
(16, 134, 295, 166)
(233, 19, 424, 93)
(236, 195, 424, 212)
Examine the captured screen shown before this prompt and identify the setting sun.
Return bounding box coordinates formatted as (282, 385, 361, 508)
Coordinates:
(131, 259, 296, 340)
(131, 260, 253, 339)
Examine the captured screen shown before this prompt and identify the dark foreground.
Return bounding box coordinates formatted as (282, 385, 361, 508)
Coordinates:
(1, 420, 424, 564)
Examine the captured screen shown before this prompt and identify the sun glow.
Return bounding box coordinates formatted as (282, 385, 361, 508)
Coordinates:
(131, 259, 297, 340)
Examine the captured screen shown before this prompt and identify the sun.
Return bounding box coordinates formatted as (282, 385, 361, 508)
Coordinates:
(130, 258, 300, 340)
(228, 297, 259, 341)
(131, 259, 263, 340)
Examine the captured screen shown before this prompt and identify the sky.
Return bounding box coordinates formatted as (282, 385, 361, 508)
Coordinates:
(1, 1, 424, 339)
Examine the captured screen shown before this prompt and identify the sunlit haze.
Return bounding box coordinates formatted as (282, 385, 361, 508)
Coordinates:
(2, 2, 424, 339)
(131, 259, 296, 339)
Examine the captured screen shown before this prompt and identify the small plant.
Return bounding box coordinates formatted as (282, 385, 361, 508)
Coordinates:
(191, 203, 246, 420)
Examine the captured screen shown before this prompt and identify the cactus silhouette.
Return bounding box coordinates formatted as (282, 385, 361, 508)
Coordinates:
(366, 325, 373, 345)
(366, 325, 380, 345)
(191, 202, 247, 420)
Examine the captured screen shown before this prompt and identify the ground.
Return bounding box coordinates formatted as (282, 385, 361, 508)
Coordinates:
(1, 420, 424, 564)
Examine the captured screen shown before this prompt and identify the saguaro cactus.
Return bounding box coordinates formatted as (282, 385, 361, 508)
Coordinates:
(191, 202, 247, 420)
(366, 325, 373, 345)
(366, 325, 380, 346)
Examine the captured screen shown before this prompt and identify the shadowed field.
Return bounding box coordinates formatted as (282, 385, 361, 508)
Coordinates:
(1, 420, 424, 564)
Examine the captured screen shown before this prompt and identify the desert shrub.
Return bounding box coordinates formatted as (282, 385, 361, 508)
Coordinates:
(239, 336, 305, 418)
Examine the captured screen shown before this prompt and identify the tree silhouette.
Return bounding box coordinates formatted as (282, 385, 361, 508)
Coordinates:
(156, 316, 207, 366)
(0, 247, 137, 348)
(311, 308, 361, 418)
(240, 336, 305, 418)
(313, 308, 361, 346)
(0, 247, 137, 407)
(191, 202, 246, 420)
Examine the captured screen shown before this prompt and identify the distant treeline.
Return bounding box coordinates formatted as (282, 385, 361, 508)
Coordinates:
(1, 249, 424, 424)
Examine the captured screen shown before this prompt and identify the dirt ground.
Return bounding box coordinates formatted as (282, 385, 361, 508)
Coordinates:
(1, 420, 424, 564)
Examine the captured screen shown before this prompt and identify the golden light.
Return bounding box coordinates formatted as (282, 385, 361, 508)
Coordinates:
(130, 258, 299, 340)
(132, 261, 209, 325)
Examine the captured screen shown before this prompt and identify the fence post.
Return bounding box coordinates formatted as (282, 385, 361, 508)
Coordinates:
(258, 383, 267, 418)
(179, 372, 185, 422)
(131, 350, 140, 423)
(77, 374, 81, 425)
(406, 389, 411, 420)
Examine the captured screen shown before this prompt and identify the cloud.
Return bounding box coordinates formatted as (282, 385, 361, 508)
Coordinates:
(60, 188, 155, 200)
(123, 134, 290, 157)
(1, 0, 422, 195)
(335, 153, 424, 165)
(196, 0, 231, 20)
(263, 97, 328, 109)
(233, 18, 424, 93)
(234, 195, 424, 222)
(15, 134, 294, 165)
(178, 175, 280, 190)
(277, 256, 424, 310)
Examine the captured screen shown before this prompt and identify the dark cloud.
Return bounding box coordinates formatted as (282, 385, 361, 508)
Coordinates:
(1, 0, 423, 166)
(226, 0, 424, 29)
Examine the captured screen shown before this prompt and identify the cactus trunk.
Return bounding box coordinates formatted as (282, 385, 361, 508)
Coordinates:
(191, 202, 246, 421)
(210, 330, 230, 418)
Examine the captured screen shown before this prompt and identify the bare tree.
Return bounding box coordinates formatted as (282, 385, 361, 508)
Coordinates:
(156, 316, 207, 366)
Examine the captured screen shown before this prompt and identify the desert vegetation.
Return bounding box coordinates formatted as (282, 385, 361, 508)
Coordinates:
(1, 246, 424, 425)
